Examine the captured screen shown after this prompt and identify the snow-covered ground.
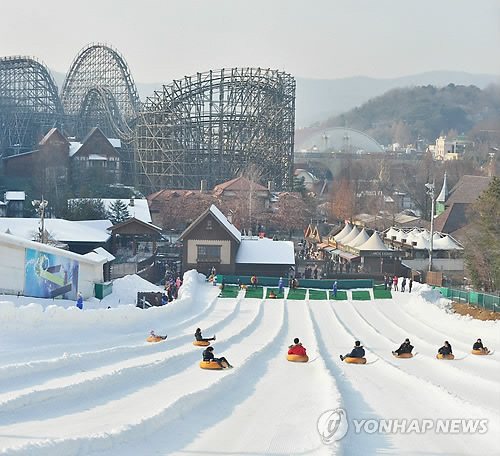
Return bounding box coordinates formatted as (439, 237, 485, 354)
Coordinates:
(0, 273, 498, 455)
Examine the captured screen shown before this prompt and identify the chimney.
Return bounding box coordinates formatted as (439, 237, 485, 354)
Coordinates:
(129, 197, 135, 207)
(267, 180, 275, 191)
(200, 180, 208, 194)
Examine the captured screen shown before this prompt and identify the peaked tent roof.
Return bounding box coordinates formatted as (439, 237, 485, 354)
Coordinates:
(357, 232, 391, 251)
(334, 223, 352, 241)
(385, 227, 400, 240)
(433, 235, 463, 250)
(347, 228, 370, 248)
(340, 226, 360, 245)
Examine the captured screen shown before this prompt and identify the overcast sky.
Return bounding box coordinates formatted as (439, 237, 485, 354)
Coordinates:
(2, 0, 499, 84)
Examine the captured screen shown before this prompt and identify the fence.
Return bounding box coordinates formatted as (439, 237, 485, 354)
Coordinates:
(438, 287, 500, 312)
(218, 275, 374, 289)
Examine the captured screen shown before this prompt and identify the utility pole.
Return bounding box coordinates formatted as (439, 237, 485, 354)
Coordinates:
(425, 181, 435, 272)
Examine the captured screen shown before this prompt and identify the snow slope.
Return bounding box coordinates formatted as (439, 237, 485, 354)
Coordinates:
(0, 275, 498, 455)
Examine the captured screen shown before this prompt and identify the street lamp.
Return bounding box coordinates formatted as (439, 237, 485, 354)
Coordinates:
(32, 196, 48, 243)
(425, 182, 435, 272)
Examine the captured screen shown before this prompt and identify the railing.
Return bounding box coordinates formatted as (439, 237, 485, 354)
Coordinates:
(438, 287, 500, 312)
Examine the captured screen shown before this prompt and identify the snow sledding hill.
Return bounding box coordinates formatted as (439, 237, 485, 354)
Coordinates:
(0, 273, 498, 455)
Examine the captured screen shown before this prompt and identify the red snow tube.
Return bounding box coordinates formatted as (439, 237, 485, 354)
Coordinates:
(287, 354, 309, 362)
(193, 340, 211, 346)
(147, 336, 166, 343)
(472, 349, 489, 355)
(436, 353, 455, 360)
(344, 357, 366, 364)
(393, 353, 413, 359)
(200, 360, 228, 370)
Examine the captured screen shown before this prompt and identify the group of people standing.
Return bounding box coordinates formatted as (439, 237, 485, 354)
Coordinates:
(384, 275, 412, 292)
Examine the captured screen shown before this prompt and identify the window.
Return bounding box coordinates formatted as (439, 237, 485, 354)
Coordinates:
(206, 219, 213, 230)
(197, 245, 221, 263)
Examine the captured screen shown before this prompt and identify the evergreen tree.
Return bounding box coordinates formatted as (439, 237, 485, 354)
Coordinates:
(465, 177, 500, 292)
(108, 200, 131, 225)
(292, 176, 307, 197)
(65, 199, 107, 220)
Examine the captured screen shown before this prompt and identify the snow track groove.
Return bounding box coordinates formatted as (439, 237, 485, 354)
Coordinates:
(0, 298, 285, 455)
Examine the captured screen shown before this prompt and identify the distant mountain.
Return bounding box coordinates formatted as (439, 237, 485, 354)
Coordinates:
(295, 71, 500, 127)
(51, 69, 499, 127)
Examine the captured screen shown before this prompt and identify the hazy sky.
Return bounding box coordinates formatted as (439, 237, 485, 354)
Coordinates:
(1, 0, 499, 84)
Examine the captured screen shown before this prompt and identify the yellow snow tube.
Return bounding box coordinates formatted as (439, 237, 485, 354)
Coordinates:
(436, 353, 455, 360)
(393, 353, 413, 358)
(472, 349, 489, 355)
(200, 360, 228, 369)
(344, 357, 367, 364)
(147, 336, 166, 343)
(287, 354, 309, 362)
(193, 340, 211, 346)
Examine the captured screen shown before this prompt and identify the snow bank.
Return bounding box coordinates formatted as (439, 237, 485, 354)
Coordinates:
(0, 270, 212, 335)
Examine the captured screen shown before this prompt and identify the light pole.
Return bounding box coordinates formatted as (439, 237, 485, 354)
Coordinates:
(425, 182, 435, 272)
(32, 196, 48, 243)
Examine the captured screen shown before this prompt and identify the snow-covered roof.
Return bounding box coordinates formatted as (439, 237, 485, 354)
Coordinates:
(357, 232, 391, 251)
(0, 232, 107, 265)
(340, 226, 360, 245)
(88, 154, 107, 161)
(235, 238, 295, 264)
(334, 223, 352, 242)
(347, 228, 370, 248)
(209, 204, 241, 242)
(108, 138, 121, 148)
(0, 218, 112, 243)
(72, 199, 152, 224)
(5, 191, 25, 201)
(69, 142, 82, 157)
(92, 247, 116, 261)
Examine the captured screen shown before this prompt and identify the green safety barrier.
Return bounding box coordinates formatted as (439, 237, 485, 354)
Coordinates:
(436, 287, 499, 312)
(95, 282, 112, 299)
(218, 275, 373, 290)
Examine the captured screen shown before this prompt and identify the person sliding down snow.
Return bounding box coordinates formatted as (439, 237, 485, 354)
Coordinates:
(438, 341, 453, 356)
(150, 330, 167, 340)
(392, 338, 413, 356)
(195, 328, 216, 342)
(340, 340, 365, 361)
(473, 338, 488, 352)
(203, 346, 232, 369)
(288, 338, 307, 356)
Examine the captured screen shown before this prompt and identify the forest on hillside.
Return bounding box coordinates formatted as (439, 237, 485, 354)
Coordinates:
(322, 84, 500, 147)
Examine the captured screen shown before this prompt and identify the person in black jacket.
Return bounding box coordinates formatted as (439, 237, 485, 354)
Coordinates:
(392, 338, 414, 356)
(438, 341, 453, 356)
(195, 328, 216, 342)
(473, 338, 488, 353)
(340, 341, 365, 360)
(202, 346, 232, 369)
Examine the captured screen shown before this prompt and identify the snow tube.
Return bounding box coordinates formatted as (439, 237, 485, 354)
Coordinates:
(200, 360, 228, 370)
(147, 336, 166, 343)
(287, 354, 309, 362)
(344, 357, 367, 364)
(436, 353, 455, 360)
(393, 353, 413, 358)
(193, 340, 211, 346)
(472, 349, 489, 355)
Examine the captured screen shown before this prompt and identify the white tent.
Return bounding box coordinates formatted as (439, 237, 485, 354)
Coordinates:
(357, 232, 391, 251)
(433, 235, 463, 250)
(339, 226, 360, 245)
(347, 228, 370, 248)
(334, 223, 353, 242)
(385, 227, 400, 240)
